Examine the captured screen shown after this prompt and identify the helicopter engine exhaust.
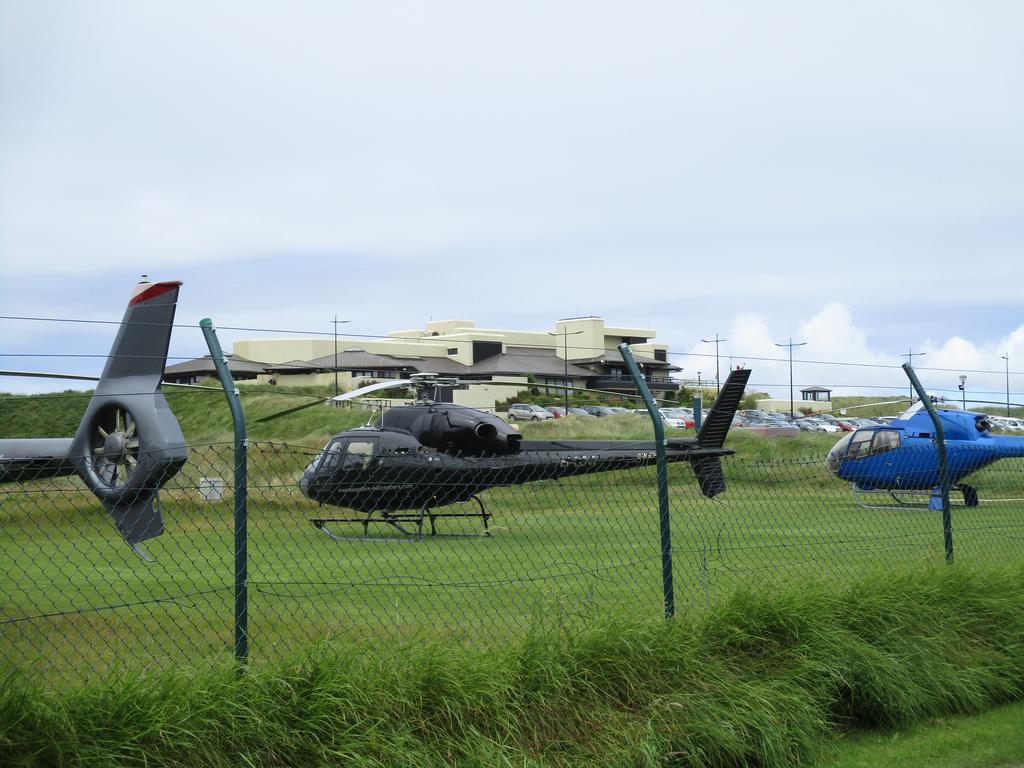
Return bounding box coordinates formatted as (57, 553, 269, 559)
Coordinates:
(475, 423, 498, 440)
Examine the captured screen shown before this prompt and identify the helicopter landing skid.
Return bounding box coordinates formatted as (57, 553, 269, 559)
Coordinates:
(851, 484, 979, 510)
(310, 495, 492, 542)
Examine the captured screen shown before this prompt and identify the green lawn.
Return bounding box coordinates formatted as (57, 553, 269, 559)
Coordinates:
(816, 700, 1024, 768)
(3, 436, 1023, 685)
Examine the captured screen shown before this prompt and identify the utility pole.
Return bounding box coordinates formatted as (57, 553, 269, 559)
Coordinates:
(774, 338, 806, 420)
(1003, 353, 1011, 416)
(700, 333, 727, 395)
(901, 347, 927, 404)
(548, 328, 583, 413)
(331, 316, 351, 398)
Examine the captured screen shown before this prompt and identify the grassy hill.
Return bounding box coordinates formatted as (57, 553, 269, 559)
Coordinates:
(830, 395, 908, 418)
(2, 383, 843, 464)
(0, 382, 367, 448)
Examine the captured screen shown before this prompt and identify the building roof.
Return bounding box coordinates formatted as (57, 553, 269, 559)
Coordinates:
(800, 386, 832, 393)
(572, 352, 679, 371)
(299, 350, 422, 372)
(467, 347, 598, 378)
(267, 349, 471, 376)
(163, 354, 270, 378)
(249, 344, 679, 383)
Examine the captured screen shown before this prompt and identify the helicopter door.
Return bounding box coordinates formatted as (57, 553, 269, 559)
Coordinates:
(338, 438, 379, 471)
(870, 429, 900, 453)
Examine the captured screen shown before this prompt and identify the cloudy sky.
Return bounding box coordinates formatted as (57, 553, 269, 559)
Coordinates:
(2, 2, 1022, 406)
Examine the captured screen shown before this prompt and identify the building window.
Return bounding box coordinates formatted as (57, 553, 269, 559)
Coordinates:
(473, 340, 502, 363)
(448, 348, 458, 355)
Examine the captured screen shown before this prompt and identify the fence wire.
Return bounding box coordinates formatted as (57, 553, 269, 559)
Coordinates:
(2, 437, 1024, 685)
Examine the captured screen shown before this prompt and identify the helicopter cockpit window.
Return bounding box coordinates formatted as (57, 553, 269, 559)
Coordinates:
(846, 430, 874, 458)
(342, 440, 376, 471)
(321, 439, 346, 470)
(870, 429, 900, 453)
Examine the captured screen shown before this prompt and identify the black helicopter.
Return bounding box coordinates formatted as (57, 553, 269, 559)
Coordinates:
(0, 278, 189, 553)
(296, 368, 751, 540)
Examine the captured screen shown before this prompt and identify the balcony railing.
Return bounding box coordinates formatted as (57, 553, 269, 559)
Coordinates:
(588, 376, 678, 391)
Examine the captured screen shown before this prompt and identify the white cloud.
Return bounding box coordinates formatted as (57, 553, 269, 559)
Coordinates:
(2, 2, 1023, 406)
(678, 302, 1023, 410)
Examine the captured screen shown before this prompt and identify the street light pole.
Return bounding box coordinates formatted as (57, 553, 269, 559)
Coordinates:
(548, 328, 583, 413)
(1003, 353, 1011, 416)
(773, 338, 806, 420)
(331, 315, 351, 398)
(700, 333, 727, 395)
(901, 347, 927, 404)
(958, 374, 967, 411)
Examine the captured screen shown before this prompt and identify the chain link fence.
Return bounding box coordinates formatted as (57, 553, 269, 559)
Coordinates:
(3, 436, 1024, 686)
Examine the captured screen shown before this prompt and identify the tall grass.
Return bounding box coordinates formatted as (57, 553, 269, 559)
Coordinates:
(4, 564, 1023, 767)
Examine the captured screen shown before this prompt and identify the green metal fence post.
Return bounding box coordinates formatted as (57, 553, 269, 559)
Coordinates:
(693, 393, 702, 432)
(901, 363, 953, 563)
(619, 343, 674, 617)
(200, 318, 249, 666)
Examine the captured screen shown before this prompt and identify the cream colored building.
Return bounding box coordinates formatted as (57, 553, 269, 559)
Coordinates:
(756, 387, 833, 415)
(234, 316, 668, 370)
(219, 316, 678, 411)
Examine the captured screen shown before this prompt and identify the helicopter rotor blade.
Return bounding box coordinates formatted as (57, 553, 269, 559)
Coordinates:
(255, 379, 417, 423)
(826, 398, 912, 416)
(0, 370, 100, 382)
(255, 374, 685, 424)
(448, 378, 677, 404)
(253, 398, 332, 422)
(951, 398, 1024, 409)
(1, 369, 231, 394)
(330, 379, 415, 403)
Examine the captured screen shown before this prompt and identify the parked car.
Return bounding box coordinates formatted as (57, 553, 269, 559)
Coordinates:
(741, 419, 800, 436)
(659, 407, 695, 428)
(545, 406, 567, 418)
(793, 418, 827, 432)
(567, 407, 597, 417)
(800, 417, 841, 433)
(581, 405, 616, 417)
(507, 403, 554, 421)
(814, 414, 854, 432)
(846, 417, 880, 428)
(608, 407, 631, 414)
(989, 415, 1024, 432)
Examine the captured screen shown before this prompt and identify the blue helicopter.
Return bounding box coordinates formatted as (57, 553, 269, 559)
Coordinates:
(826, 405, 1024, 509)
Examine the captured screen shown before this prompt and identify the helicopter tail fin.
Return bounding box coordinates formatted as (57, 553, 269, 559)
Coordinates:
(696, 367, 751, 449)
(693, 456, 727, 498)
(93, 279, 183, 392)
(69, 279, 188, 547)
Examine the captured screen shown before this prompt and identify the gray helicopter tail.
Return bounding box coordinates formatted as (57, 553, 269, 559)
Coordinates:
(692, 367, 751, 498)
(696, 367, 751, 449)
(69, 279, 188, 545)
